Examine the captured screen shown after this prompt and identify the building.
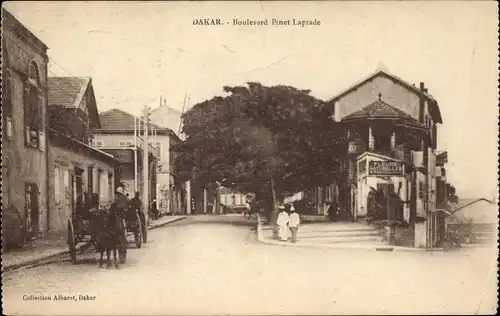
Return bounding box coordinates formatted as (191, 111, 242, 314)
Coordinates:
(47, 77, 118, 236)
(324, 65, 446, 248)
(2, 8, 50, 240)
(93, 108, 185, 214)
(219, 187, 249, 212)
(288, 65, 449, 248)
(449, 198, 498, 244)
(149, 99, 183, 135)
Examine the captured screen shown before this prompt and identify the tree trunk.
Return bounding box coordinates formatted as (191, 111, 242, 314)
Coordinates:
(270, 177, 279, 240)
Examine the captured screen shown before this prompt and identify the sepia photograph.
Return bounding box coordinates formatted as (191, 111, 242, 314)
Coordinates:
(1, 1, 498, 315)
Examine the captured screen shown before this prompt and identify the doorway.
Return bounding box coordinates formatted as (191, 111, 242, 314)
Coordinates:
(25, 182, 40, 240)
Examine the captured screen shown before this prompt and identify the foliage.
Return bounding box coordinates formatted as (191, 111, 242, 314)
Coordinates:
(442, 219, 477, 248)
(446, 182, 459, 203)
(48, 105, 93, 143)
(174, 82, 346, 202)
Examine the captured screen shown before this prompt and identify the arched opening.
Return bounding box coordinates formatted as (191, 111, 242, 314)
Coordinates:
(24, 60, 44, 149)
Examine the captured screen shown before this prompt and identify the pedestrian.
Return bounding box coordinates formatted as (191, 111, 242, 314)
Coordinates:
(244, 199, 252, 219)
(151, 199, 158, 220)
(114, 186, 129, 215)
(276, 205, 290, 241)
(288, 204, 301, 243)
(130, 192, 143, 218)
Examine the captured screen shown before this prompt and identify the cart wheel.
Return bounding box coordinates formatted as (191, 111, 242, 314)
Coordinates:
(67, 220, 77, 264)
(135, 214, 142, 249)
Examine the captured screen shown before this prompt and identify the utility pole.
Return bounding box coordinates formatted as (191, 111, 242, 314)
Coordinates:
(143, 106, 150, 225)
(134, 116, 138, 193)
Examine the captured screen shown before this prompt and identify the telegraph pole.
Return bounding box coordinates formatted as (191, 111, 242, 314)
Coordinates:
(134, 116, 138, 193)
(143, 106, 150, 225)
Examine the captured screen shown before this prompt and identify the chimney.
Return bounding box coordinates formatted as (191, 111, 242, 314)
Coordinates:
(419, 82, 425, 123)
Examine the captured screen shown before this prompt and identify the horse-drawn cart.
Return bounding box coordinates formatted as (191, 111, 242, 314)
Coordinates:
(67, 206, 127, 265)
(124, 208, 147, 248)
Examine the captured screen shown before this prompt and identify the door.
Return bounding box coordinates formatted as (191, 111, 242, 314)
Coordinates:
(377, 183, 394, 220)
(72, 168, 84, 217)
(25, 182, 39, 240)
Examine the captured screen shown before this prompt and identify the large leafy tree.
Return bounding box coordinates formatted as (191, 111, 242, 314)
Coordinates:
(174, 82, 346, 219)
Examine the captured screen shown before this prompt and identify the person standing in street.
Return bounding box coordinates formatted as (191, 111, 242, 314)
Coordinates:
(276, 205, 290, 241)
(288, 204, 301, 243)
(150, 199, 158, 220)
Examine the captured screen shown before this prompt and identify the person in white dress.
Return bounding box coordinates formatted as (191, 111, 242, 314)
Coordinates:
(288, 204, 301, 243)
(276, 205, 290, 241)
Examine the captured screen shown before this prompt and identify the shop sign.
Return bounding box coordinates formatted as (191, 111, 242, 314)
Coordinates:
(368, 160, 403, 176)
(105, 149, 133, 163)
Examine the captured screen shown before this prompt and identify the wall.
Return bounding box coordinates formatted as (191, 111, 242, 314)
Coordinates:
(94, 132, 182, 212)
(48, 143, 115, 236)
(149, 105, 182, 135)
(2, 21, 49, 238)
(220, 193, 247, 207)
(335, 75, 422, 122)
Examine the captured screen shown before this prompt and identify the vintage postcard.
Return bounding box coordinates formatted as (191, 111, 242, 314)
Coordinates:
(1, 1, 498, 315)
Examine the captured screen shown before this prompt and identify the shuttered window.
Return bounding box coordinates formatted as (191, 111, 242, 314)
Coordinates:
(24, 62, 43, 149)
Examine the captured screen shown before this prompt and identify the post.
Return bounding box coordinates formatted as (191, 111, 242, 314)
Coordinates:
(143, 106, 149, 225)
(368, 125, 374, 150)
(270, 178, 279, 240)
(186, 180, 191, 215)
(390, 131, 396, 150)
(203, 187, 207, 214)
(134, 116, 138, 193)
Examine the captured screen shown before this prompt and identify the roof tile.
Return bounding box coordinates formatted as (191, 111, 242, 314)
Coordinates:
(48, 77, 88, 108)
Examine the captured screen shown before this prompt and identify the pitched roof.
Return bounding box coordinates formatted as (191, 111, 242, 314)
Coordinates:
(451, 198, 495, 213)
(341, 99, 426, 129)
(326, 69, 443, 124)
(450, 198, 497, 224)
(48, 76, 101, 128)
(96, 108, 178, 138)
(48, 77, 89, 108)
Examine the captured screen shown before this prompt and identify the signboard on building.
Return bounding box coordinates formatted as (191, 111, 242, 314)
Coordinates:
(104, 149, 134, 163)
(368, 161, 404, 176)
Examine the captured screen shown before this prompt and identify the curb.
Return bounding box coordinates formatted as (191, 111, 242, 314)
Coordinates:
(255, 215, 445, 252)
(148, 216, 187, 230)
(5, 217, 188, 273)
(3, 242, 89, 273)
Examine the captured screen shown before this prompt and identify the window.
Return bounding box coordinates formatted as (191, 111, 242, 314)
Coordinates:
(155, 142, 162, 159)
(54, 165, 61, 202)
(3, 69, 13, 139)
(24, 61, 43, 149)
(88, 166, 94, 195)
(419, 181, 425, 200)
(118, 140, 133, 147)
(93, 140, 104, 148)
(2, 164, 9, 206)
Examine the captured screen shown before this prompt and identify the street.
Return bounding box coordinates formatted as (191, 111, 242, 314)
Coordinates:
(3, 215, 498, 315)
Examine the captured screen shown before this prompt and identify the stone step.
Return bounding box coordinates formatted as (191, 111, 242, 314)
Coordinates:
(300, 235, 385, 243)
(298, 230, 382, 238)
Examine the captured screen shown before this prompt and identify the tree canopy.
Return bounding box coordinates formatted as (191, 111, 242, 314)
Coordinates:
(173, 82, 347, 201)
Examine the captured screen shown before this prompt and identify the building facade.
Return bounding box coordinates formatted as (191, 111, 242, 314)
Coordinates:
(324, 66, 446, 248)
(2, 8, 50, 240)
(47, 77, 117, 236)
(219, 186, 249, 210)
(93, 109, 184, 214)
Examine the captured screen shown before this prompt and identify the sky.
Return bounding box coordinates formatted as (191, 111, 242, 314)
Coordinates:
(4, 1, 498, 199)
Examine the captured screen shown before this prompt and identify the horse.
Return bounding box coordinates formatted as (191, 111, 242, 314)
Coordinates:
(94, 205, 124, 269)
